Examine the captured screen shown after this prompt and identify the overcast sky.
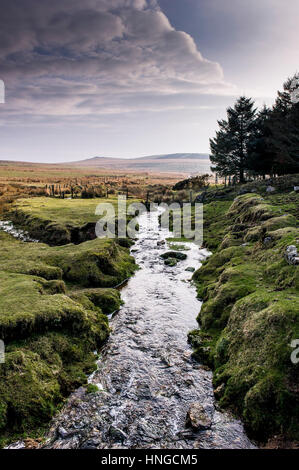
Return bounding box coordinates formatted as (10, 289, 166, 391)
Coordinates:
(0, 0, 298, 162)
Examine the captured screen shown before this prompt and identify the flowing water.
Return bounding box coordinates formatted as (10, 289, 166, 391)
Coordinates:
(41, 208, 255, 449)
(0, 220, 39, 242)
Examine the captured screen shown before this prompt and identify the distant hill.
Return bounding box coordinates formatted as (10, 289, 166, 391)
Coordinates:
(70, 153, 211, 175)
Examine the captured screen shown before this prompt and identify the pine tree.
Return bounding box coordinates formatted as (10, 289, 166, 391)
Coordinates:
(210, 96, 257, 182)
(267, 74, 299, 174)
(247, 106, 274, 177)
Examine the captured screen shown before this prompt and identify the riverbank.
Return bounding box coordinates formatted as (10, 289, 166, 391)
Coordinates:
(190, 185, 299, 445)
(7, 197, 139, 245)
(0, 228, 136, 446)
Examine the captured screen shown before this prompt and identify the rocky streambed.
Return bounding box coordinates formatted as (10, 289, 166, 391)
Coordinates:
(35, 207, 255, 450)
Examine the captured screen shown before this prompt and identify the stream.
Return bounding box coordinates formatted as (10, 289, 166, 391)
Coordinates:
(0, 220, 39, 242)
(39, 207, 255, 449)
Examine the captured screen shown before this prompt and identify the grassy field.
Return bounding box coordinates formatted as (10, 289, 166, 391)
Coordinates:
(11, 196, 138, 226)
(6, 196, 143, 245)
(0, 161, 180, 186)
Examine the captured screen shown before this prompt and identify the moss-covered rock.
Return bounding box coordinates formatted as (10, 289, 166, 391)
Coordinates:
(164, 257, 178, 267)
(191, 191, 299, 443)
(70, 288, 122, 315)
(161, 251, 187, 261)
(0, 225, 137, 443)
(0, 232, 137, 288)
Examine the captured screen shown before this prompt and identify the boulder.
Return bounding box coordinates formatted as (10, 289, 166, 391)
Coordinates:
(161, 251, 187, 261)
(266, 186, 275, 193)
(186, 403, 212, 430)
(164, 258, 178, 267)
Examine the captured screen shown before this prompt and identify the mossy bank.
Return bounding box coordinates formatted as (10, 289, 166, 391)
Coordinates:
(190, 186, 299, 444)
(0, 231, 137, 446)
(7, 197, 139, 245)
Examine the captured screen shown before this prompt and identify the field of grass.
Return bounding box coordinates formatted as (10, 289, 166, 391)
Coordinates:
(11, 196, 138, 226)
(6, 196, 143, 245)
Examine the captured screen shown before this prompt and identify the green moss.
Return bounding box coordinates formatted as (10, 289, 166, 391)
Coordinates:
(0, 233, 137, 288)
(0, 213, 137, 443)
(160, 251, 187, 261)
(9, 196, 140, 245)
(85, 384, 99, 394)
(0, 350, 61, 432)
(191, 191, 299, 442)
(164, 257, 178, 267)
(168, 243, 190, 251)
(71, 288, 122, 315)
(261, 214, 297, 231)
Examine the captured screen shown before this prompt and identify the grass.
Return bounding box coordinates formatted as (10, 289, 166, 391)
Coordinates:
(11, 197, 136, 227)
(0, 231, 137, 287)
(190, 189, 299, 442)
(0, 228, 137, 444)
(7, 196, 141, 245)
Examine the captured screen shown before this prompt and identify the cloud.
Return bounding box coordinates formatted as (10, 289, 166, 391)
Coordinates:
(0, 0, 234, 122)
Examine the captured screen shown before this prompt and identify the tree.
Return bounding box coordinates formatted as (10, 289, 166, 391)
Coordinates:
(247, 106, 274, 177)
(210, 96, 257, 183)
(267, 74, 299, 174)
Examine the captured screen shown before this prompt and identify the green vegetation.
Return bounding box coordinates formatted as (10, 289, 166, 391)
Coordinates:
(8, 196, 139, 245)
(160, 251, 188, 261)
(85, 384, 100, 394)
(167, 243, 190, 251)
(210, 74, 299, 181)
(0, 228, 136, 445)
(190, 188, 299, 442)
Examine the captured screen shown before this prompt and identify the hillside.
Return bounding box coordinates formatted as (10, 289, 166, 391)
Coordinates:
(68, 153, 211, 174)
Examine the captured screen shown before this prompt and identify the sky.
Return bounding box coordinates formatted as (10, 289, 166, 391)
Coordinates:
(0, 0, 298, 163)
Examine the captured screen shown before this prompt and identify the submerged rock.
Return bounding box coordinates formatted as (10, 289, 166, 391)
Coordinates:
(164, 257, 178, 267)
(185, 267, 195, 272)
(161, 251, 187, 261)
(186, 403, 212, 430)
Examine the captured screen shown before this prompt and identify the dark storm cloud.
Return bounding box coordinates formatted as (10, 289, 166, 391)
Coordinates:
(0, 0, 233, 121)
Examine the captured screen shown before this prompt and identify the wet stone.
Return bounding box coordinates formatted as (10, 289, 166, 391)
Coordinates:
(186, 403, 212, 431)
(109, 426, 128, 443)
